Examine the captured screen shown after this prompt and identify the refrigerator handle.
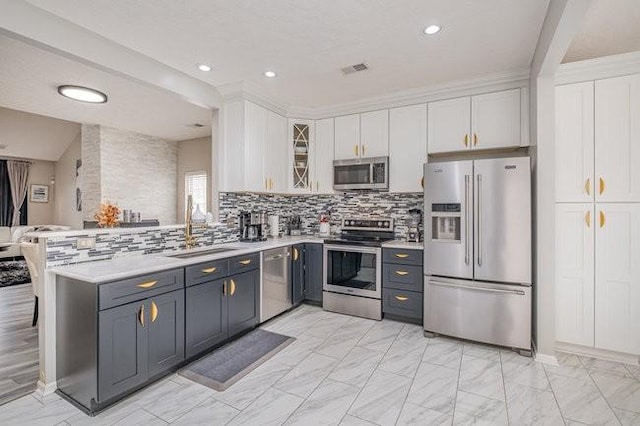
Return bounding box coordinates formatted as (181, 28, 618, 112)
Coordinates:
(464, 175, 470, 265)
(477, 174, 482, 267)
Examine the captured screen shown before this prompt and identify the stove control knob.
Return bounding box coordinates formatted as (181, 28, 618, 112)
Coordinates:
(377, 221, 383, 227)
(384, 221, 390, 227)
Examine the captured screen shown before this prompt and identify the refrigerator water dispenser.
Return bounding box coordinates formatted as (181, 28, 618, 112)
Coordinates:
(431, 203, 461, 242)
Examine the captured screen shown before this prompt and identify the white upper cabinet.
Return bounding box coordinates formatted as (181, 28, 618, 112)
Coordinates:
(595, 203, 640, 355)
(220, 100, 244, 192)
(288, 119, 314, 193)
(334, 114, 360, 160)
(334, 110, 389, 160)
(595, 74, 640, 203)
(314, 118, 335, 194)
(243, 101, 267, 192)
(389, 104, 427, 192)
(555, 203, 595, 347)
(360, 109, 389, 158)
(265, 110, 288, 192)
(427, 89, 522, 154)
(555, 82, 595, 203)
(471, 89, 521, 150)
(427, 97, 471, 154)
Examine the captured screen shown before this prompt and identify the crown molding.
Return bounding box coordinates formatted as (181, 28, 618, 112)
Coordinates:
(555, 50, 640, 85)
(219, 68, 530, 120)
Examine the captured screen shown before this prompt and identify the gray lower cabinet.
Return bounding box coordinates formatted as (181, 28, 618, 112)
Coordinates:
(227, 269, 259, 336)
(304, 243, 323, 303)
(147, 290, 185, 377)
(382, 248, 423, 322)
(185, 278, 227, 358)
(184, 260, 260, 358)
(57, 269, 185, 413)
(292, 244, 305, 305)
(98, 300, 148, 403)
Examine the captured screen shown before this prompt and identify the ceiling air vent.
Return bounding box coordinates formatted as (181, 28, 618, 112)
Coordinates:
(341, 63, 369, 75)
(186, 123, 206, 128)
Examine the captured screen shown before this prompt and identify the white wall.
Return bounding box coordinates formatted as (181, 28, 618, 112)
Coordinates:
(176, 136, 212, 223)
(54, 133, 83, 228)
(25, 159, 55, 225)
(81, 125, 178, 225)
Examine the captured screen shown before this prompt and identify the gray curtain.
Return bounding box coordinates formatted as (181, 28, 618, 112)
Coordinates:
(7, 160, 30, 226)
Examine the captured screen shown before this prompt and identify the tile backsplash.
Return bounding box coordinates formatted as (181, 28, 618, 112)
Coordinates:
(219, 191, 424, 238)
(46, 224, 238, 267)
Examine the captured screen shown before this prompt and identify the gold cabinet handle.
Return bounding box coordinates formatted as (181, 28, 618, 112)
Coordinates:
(230, 279, 236, 296)
(223, 280, 227, 296)
(150, 301, 158, 323)
(585, 178, 591, 195)
(599, 177, 605, 195)
(473, 133, 478, 146)
(395, 253, 409, 259)
(394, 295, 409, 301)
(270, 178, 274, 190)
(138, 305, 145, 327)
(395, 270, 409, 276)
(585, 211, 591, 228)
(202, 267, 217, 274)
(600, 211, 606, 228)
(362, 145, 365, 156)
(464, 134, 469, 147)
(137, 280, 158, 289)
(421, 177, 424, 189)
(239, 259, 251, 265)
(293, 247, 299, 261)
(316, 181, 319, 192)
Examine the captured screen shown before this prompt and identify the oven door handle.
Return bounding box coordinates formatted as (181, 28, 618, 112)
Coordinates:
(324, 245, 381, 255)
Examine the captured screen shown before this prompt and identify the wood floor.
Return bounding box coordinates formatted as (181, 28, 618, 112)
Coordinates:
(0, 283, 38, 406)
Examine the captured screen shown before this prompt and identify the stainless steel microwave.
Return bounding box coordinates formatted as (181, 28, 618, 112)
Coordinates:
(333, 156, 389, 191)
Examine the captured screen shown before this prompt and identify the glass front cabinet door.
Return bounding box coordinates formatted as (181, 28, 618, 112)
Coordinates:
(289, 119, 314, 192)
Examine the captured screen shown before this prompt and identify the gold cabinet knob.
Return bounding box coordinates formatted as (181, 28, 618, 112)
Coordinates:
(585, 211, 591, 228)
(394, 295, 409, 301)
(599, 210, 606, 228)
(395, 270, 409, 276)
(464, 134, 469, 147)
(239, 259, 251, 265)
(138, 305, 145, 327)
(395, 253, 409, 259)
(202, 267, 217, 274)
(599, 177, 605, 195)
(585, 178, 591, 195)
(230, 279, 236, 296)
(473, 133, 478, 146)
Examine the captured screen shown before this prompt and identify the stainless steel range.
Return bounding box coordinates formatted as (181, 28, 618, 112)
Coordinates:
(323, 218, 394, 320)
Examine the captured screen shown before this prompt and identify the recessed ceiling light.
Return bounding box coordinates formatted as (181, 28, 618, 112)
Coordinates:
(57, 85, 107, 103)
(198, 64, 212, 72)
(264, 71, 277, 78)
(424, 25, 441, 35)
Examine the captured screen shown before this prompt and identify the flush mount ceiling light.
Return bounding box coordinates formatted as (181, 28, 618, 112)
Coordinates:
(57, 85, 107, 103)
(198, 64, 212, 72)
(424, 24, 442, 35)
(264, 71, 277, 78)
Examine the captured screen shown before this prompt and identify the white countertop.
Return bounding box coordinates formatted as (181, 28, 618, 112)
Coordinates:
(50, 236, 324, 283)
(50, 236, 422, 284)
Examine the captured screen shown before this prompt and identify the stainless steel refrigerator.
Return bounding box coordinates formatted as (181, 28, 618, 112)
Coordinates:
(423, 157, 532, 353)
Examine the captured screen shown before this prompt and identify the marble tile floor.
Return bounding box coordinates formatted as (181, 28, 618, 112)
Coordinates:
(0, 283, 39, 406)
(1, 304, 640, 425)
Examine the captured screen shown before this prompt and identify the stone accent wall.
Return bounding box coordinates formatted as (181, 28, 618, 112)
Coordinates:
(81, 124, 101, 220)
(80, 125, 178, 225)
(46, 224, 238, 267)
(219, 191, 424, 239)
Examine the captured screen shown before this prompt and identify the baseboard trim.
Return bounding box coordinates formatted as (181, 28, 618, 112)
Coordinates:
(556, 342, 640, 365)
(534, 353, 559, 366)
(34, 380, 57, 399)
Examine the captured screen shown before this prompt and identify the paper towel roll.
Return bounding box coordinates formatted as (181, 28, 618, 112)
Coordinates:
(269, 215, 279, 237)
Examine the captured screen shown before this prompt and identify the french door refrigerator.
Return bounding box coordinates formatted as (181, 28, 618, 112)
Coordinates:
(423, 157, 532, 353)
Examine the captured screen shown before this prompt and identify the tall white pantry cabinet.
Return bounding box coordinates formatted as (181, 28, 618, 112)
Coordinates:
(555, 74, 640, 356)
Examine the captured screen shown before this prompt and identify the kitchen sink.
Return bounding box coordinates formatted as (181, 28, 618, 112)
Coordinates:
(166, 247, 238, 259)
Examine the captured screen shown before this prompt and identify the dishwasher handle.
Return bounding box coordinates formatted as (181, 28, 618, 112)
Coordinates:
(264, 250, 291, 262)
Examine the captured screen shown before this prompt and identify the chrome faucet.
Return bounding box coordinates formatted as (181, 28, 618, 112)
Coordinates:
(185, 195, 196, 249)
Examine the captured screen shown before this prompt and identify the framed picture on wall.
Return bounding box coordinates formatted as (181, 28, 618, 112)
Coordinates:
(30, 184, 49, 203)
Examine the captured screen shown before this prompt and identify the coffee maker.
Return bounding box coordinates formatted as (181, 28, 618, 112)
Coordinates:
(407, 208, 423, 243)
(239, 211, 268, 242)
(287, 215, 302, 236)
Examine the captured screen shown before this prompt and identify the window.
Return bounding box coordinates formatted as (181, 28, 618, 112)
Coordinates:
(185, 171, 207, 217)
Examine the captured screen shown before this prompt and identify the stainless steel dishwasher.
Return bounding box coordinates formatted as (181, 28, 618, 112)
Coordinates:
(261, 247, 292, 322)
